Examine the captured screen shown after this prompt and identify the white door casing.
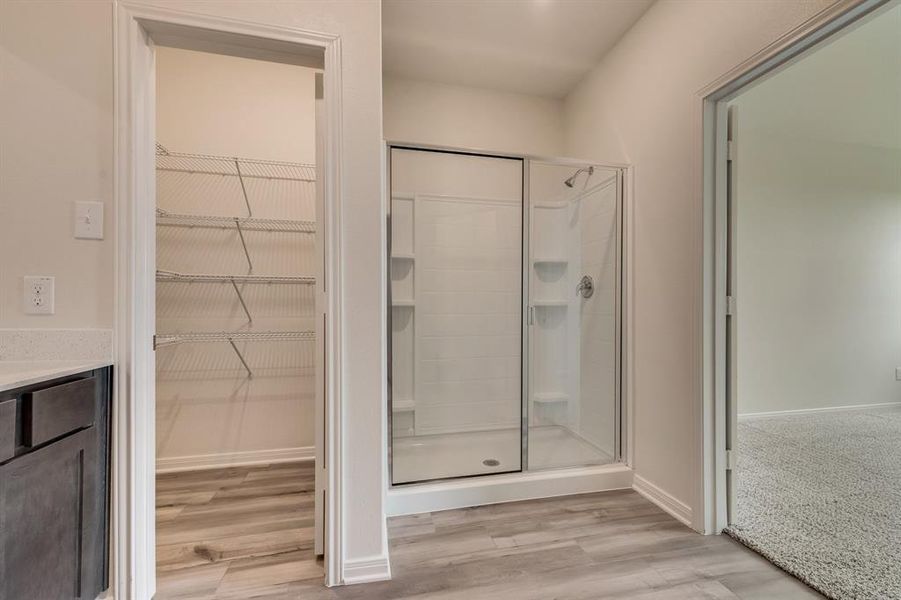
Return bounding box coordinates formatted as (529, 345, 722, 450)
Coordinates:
(114, 3, 349, 596)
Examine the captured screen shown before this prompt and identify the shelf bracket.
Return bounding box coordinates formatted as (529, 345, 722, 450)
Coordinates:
(234, 218, 254, 272)
(235, 158, 253, 217)
(228, 338, 254, 378)
(229, 278, 253, 322)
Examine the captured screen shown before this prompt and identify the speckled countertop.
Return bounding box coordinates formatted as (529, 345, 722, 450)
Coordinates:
(0, 329, 113, 392)
(0, 360, 113, 393)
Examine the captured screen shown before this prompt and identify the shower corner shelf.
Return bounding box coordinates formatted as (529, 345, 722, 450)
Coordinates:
(391, 253, 415, 261)
(533, 257, 568, 267)
(393, 399, 415, 412)
(533, 392, 569, 405)
(532, 300, 568, 308)
(392, 299, 415, 307)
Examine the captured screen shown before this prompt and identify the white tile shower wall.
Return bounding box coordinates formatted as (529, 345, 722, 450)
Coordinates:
(415, 196, 522, 435)
(528, 163, 581, 434)
(527, 162, 619, 461)
(390, 148, 523, 438)
(390, 195, 415, 437)
(155, 48, 318, 466)
(530, 202, 577, 427)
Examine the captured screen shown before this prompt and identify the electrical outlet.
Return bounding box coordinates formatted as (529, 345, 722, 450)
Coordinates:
(24, 276, 54, 315)
(74, 201, 104, 239)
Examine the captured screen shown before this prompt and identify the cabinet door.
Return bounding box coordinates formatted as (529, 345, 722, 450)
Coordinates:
(0, 427, 99, 600)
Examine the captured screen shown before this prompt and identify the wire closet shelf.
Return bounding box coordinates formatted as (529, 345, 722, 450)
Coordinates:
(155, 142, 316, 182)
(156, 270, 315, 285)
(154, 331, 316, 379)
(155, 330, 316, 348)
(156, 209, 316, 234)
(155, 143, 318, 378)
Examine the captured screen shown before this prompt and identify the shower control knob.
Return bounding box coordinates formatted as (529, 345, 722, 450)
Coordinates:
(577, 275, 594, 299)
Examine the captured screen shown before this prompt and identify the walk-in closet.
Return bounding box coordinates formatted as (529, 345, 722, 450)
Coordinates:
(152, 45, 324, 597)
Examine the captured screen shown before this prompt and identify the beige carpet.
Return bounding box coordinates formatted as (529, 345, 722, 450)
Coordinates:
(726, 406, 901, 600)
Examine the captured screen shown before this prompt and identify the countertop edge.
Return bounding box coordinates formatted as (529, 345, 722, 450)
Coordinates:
(0, 361, 114, 393)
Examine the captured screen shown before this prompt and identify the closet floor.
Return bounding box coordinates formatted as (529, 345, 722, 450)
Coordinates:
(155, 461, 322, 599)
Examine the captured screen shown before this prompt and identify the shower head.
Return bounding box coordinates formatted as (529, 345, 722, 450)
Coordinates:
(564, 166, 595, 188)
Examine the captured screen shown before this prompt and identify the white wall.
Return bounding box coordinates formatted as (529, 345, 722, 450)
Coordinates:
(384, 76, 564, 156)
(155, 47, 317, 467)
(562, 0, 838, 521)
(735, 136, 901, 415)
(733, 5, 901, 415)
(156, 47, 317, 163)
(1, 0, 386, 581)
(0, 0, 114, 329)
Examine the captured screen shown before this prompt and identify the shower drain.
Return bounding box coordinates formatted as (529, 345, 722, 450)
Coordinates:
(482, 458, 501, 467)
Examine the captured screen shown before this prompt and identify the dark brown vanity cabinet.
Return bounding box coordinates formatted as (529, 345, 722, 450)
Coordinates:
(0, 367, 111, 600)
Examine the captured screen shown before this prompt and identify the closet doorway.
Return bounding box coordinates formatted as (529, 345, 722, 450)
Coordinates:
(151, 40, 328, 598)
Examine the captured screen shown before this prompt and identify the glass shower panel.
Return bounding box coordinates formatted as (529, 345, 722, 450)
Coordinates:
(527, 161, 619, 470)
(390, 148, 524, 484)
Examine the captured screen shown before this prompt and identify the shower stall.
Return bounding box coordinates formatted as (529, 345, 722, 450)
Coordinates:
(388, 145, 624, 496)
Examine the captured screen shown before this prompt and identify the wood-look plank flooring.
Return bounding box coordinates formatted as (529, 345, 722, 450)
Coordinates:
(156, 461, 322, 599)
(157, 466, 821, 599)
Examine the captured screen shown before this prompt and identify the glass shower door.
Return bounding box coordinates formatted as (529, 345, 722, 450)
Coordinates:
(389, 148, 524, 484)
(527, 161, 620, 470)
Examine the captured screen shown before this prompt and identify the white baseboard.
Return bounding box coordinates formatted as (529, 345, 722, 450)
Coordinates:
(342, 554, 392, 585)
(387, 463, 633, 517)
(156, 446, 314, 474)
(738, 401, 901, 420)
(632, 474, 692, 527)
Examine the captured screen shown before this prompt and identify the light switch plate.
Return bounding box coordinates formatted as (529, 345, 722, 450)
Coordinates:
(24, 276, 54, 315)
(75, 201, 104, 239)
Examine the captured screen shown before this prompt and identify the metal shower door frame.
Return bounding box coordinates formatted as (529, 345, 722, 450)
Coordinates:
(386, 141, 629, 486)
(522, 157, 627, 469)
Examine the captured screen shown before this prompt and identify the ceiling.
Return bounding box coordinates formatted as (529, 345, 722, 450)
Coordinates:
(382, 0, 655, 99)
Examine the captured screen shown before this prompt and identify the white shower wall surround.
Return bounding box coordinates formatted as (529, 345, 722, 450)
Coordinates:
(389, 145, 622, 494)
(415, 194, 522, 435)
(529, 162, 619, 459)
(391, 150, 524, 451)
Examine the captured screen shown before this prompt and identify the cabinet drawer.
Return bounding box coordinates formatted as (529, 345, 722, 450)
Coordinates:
(24, 377, 96, 447)
(0, 399, 15, 462)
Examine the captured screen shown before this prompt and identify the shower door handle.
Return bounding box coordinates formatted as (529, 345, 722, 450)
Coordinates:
(577, 275, 594, 299)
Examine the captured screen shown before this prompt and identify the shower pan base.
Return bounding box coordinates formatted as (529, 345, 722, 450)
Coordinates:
(392, 425, 613, 484)
(388, 425, 631, 517)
